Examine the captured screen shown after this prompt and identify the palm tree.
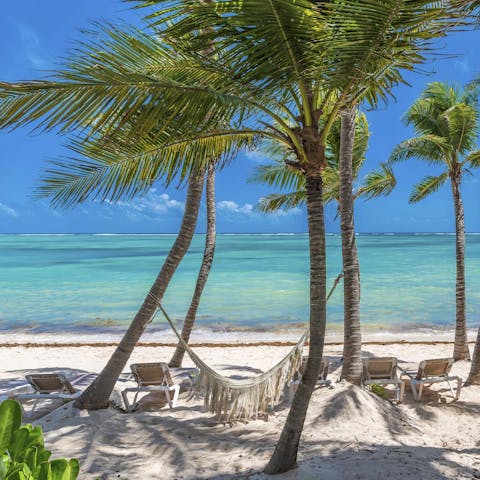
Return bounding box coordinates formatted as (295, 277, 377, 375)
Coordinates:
(252, 112, 395, 384)
(0, 1, 460, 472)
(77, 168, 205, 407)
(389, 82, 480, 361)
(169, 162, 217, 367)
(0, 25, 254, 409)
(468, 336, 480, 384)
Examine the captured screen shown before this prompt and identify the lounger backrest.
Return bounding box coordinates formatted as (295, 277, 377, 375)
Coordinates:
(296, 356, 329, 381)
(362, 357, 397, 381)
(417, 358, 453, 379)
(131, 362, 174, 387)
(26, 373, 76, 394)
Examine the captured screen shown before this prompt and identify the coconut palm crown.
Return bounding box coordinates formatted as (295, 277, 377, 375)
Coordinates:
(251, 112, 395, 213)
(389, 81, 480, 361)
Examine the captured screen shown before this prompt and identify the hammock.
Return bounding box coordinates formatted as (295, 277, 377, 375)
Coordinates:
(155, 301, 308, 422)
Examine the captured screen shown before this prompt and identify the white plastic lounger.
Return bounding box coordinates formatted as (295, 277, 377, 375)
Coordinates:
(15, 373, 82, 415)
(122, 362, 180, 412)
(289, 356, 331, 402)
(401, 358, 462, 401)
(362, 357, 405, 402)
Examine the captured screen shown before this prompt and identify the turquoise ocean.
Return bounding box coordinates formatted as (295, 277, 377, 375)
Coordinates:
(1, 234, 479, 337)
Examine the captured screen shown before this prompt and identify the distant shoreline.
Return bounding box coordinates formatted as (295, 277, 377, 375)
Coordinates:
(1, 328, 477, 347)
(1, 339, 478, 348)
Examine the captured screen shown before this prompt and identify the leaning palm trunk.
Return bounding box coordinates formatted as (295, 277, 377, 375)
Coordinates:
(451, 171, 470, 361)
(75, 170, 205, 409)
(467, 326, 480, 384)
(265, 163, 327, 473)
(339, 108, 362, 384)
(169, 164, 216, 367)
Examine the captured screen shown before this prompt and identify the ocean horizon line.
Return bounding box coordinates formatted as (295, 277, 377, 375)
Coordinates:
(1, 231, 480, 236)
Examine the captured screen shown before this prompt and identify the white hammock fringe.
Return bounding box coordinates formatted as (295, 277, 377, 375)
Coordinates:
(157, 303, 308, 422)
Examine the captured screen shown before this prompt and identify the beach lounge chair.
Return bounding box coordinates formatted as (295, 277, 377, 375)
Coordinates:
(122, 362, 180, 412)
(289, 356, 331, 402)
(362, 357, 405, 402)
(15, 373, 82, 414)
(401, 358, 462, 401)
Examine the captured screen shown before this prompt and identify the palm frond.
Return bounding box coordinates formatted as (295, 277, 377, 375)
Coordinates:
(317, 1, 462, 107)
(389, 135, 449, 165)
(443, 103, 478, 153)
(0, 24, 260, 139)
(37, 128, 257, 207)
(409, 172, 449, 203)
(465, 149, 480, 168)
(358, 164, 396, 200)
(249, 162, 303, 192)
(130, 0, 327, 97)
(257, 191, 305, 213)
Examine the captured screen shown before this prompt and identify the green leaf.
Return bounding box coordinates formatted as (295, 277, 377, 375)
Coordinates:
(466, 149, 480, 168)
(0, 401, 22, 453)
(36, 462, 51, 480)
(257, 192, 305, 213)
(49, 460, 79, 480)
(389, 134, 449, 165)
(359, 164, 396, 200)
(443, 103, 478, 153)
(8, 429, 29, 463)
(409, 172, 449, 203)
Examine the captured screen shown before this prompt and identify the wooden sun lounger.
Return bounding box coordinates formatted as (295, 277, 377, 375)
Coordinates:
(289, 356, 331, 402)
(401, 358, 462, 401)
(362, 357, 405, 402)
(122, 362, 180, 412)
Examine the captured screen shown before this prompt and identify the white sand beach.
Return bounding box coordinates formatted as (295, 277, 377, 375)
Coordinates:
(1, 338, 479, 479)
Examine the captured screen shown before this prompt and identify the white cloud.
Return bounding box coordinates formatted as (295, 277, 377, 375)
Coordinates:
(217, 199, 302, 222)
(269, 207, 302, 218)
(0, 202, 18, 218)
(17, 23, 48, 68)
(454, 59, 471, 73)
(217, 200, 255, 215)
(244, 148, 267, 163)
(110, 190, 185, 220)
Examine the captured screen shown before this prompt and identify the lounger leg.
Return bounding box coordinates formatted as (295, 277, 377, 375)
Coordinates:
(446, 380, 455, 398)
(455, 377, 462, 401)
(164, 388, 172, 408)
(410, 380, 419, 400)
(289, 383, 295, 403)
(398, 381, 405, 403)
(132, 391, 140, 411)
(30, 399, 40, 416)
(122, 390, 131, 412)
(171, 385, 180, 408)
(417, 383, 424, 400)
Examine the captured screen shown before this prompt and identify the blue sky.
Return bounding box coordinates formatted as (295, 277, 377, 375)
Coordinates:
(1, 2, 480, 234)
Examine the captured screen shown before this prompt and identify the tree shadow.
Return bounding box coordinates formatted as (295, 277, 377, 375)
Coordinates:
(207, 442, 480, 479)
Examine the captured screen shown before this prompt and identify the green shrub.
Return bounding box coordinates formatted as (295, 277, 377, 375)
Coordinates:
(0, 399, 79, 480)
(370, 383, 389, 400)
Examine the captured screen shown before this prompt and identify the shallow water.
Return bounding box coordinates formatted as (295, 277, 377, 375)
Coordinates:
(0, 233, 479, 335)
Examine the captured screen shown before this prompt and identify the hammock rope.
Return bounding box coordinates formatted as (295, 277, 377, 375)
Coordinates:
(146, 273, 342, 422)
(153, 299, 307, 422)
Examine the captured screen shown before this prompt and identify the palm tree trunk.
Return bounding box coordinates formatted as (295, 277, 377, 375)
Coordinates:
(74, 170, 205, 409)
(451, 171, 470, 361)
(265, 161, 327, 473)
(467, 325, 480, 384)
(339, 107, 362, 384)
(169, 164, 216, 367)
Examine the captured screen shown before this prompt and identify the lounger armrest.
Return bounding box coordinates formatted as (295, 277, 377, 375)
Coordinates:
(364, 379, 403, 386)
